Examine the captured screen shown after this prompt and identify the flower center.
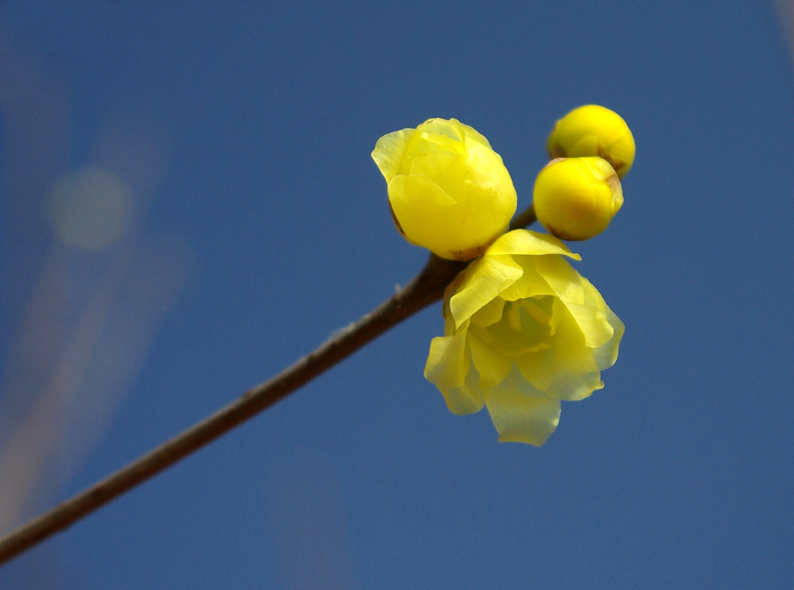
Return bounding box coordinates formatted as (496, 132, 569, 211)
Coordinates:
(471, 296, 555, 359)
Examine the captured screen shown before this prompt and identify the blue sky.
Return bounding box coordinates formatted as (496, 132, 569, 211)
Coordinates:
(1, 1, 793, 588)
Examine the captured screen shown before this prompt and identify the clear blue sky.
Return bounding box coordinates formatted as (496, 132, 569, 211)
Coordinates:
(1, 1, 793, 588)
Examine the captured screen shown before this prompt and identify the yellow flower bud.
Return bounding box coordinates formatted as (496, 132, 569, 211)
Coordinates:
(533, 157, 623, 241)
(372, 118, 517, 261)
(546, 105, 635, 178)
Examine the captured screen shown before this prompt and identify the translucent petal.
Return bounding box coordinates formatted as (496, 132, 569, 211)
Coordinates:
(473, 301, 552, 358)
(500, 257, 556, 301)
(371, 128, 416, 182)
(483, 367, 561, 446)
(468, 332, 513, 389)
(564, 301, 613, 348)
(470, 296, 506, 328)
(420, 118, 467, 154)
(533, 255, 585, 304)
(449, 255, 523, 328)
(486, 229, 581, 260)
(592, 305, 625, 371)
(459, 121, 492, 148)
(438, 363, 486, 415)
(580, 276, 625, 370)
(516, 306, 602, 401)
(580, 274, 609, 310)
(424, 328, 470, 389)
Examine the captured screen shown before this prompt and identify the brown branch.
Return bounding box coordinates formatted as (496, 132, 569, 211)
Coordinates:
(0, 207, 536, 566)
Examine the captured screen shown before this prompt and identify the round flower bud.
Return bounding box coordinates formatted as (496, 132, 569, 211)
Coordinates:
(372, 118, 517, 261)
(546, 105, 635, 178)
(533, 157, 623, 241)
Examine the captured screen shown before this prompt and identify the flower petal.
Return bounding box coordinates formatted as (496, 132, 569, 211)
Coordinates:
(564, 302, 613, 349)
(468, 331, 513, 389)
(408, 152, 468, 203)
(459, 120, 492, 148)
(464, 144, 517, 225)
(437, 362, 486, 415)
(486, 229, 581, 260)
(419, 118, 467, 153)
(533, 255, 585, 305)
(593, 306, 624, 371)
(580, 276, 625, 370)
(516, 303, 603, 401)
(483, 367, 561, 445)
(388, 174, 458, 253)
(449, 255, 523, 328)
(424, 328, 470, 389)
(470, 296, 506, 328)
(499, 257, 557, 301)
(371, 128, 416, 182)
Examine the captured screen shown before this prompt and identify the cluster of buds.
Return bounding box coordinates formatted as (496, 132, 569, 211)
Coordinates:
(534, 105, 635, 241)
(371, 107, 634, 445)
(373, 105, 635, 257)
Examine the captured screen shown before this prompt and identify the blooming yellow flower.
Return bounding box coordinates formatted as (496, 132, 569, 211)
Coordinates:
(533, 157, 623, 241)
(372, 118, 517, 261)
(424, 229, 624, 445)
(547, 105, 635, 178)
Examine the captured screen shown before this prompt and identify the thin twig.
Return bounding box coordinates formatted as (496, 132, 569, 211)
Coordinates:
(0, 207, 536, 566)
(510, 204, 536, 233)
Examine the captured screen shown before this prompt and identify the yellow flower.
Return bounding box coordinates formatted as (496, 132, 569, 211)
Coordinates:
(533, 157, 623, 241)
(372, 118, 517, 261)
(547, 105, 635, 178)
(424, 229, 624, 445)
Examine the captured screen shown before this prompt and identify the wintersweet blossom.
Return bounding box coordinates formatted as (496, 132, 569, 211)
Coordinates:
(372, 118, 517, 260)
(533, 157, 623, 241)
(424, 229, 624, 445)
(547, 105, 635, 178)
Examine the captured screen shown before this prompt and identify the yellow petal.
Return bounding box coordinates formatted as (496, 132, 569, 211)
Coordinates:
(483, 367, 561, 445)
(579, 276, 625, 370)
(532, 255, 585, 305)
(464, 143, 517, 224)
(449, 255, 523, 328)
(371, 127, 416, 182)
(486, 229, 581, 259)
(419, 118, 467, 153)
(516, 305, 602, 401)
(437, 365, 486, 415)
(499, 257, 557, 301)
(458, 120, 492, 148)
(468, 331, 513, 389)
(563, 301, 614, 348)
(472, 301, 553, 358)
(470, 296, 506, 328)
(388, 174, 458, 253)
(408, 151, 468, 200)
(424, 328, 470, 389)
(594, 307, 624, 371)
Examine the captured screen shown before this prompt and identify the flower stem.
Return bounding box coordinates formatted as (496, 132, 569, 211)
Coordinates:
(0, 207, 536, 566)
